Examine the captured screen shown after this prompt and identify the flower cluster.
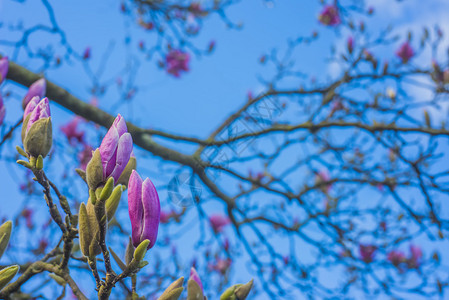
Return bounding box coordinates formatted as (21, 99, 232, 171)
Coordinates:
(165, 49, 190, 78)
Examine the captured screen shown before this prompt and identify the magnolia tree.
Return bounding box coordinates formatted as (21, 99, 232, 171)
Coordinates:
(0, 0, 449, 299)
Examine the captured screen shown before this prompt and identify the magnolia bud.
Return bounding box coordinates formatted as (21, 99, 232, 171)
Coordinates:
(22, 98, 52, 158)
(235, 279, 253, 300)
(159, 277, 184, 300)
(187, 279, 203, 300)
(0, 265, 19, 291)
(0, 221, 12, 260)
(86, 149, 103, 190)
(78, 202, 101, 258)
(22, 78, 46, 109)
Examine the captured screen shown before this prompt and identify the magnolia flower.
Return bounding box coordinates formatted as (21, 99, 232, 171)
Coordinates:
(0, 57, 9, 84)
(22, 97, 52, 158)
(22, 78, 46, 109)
(315, 170, 332, 193)
(359, 244, 376, 263)
(78, 144, 93, 171)
(85, 114, 133, 189)
(128, 170, 161, 249)
(209, 214, 230, 233)
(0, 95, 5, 126)
(396, 42, 414, 64)
(318, 5, 341, 26)
(165, 49, 190, 77)
(189, 267, 203, 292)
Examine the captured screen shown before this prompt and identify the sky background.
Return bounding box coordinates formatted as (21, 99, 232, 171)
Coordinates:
(1, 0, 449, 299)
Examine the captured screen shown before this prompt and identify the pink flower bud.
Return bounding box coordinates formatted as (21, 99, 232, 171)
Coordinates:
(22, 79, 46, 109)
(189, 267, 203, 292)
(128, 170, 160, 249)
(359, 244, 377, 263)
(395, 42, 414, 64)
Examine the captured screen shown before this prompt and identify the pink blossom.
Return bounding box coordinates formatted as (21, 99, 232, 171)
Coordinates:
(359, 244, 376, 263)
(407, 245, 423, 269)
(0, 57, 8, 84)
(209, 214, 230, 233)
(165, 49, 190, 78)
(387, 250, 406, 266)
(61, 117, 84, 145)
(210, 257, 232, 274)
(318, 5, 341, 26)
(396, 42, 414, 64)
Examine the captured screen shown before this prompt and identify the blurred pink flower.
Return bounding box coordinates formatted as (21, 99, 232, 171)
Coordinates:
(347, 36, 354, 54)
(359, 244, 376, 263)
(0, 95, 5, 126)
(316, 170, 332, 193)
(61, 117, 84, 145)
(318, 5, 341, 26)
(82, 47, 91, 60)
(407, 245, 423, 269)
(209, 214, 230, 233)
(396, 42, 414, 64)
(165, 49, 190, 77)
(387, 250, 406, 266)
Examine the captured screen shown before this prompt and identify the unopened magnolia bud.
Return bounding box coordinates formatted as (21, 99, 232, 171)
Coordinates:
(235, 279, 253, 300)
(78, 203, 92, 257)
(187, 279, 203, 300)
(0, 221, 12, 260)
(133, 239, 150, 262)
(125, 237, 134, 265)
(79, 201, 101, 257)
(159, 277, 184, 300)
(105, 185, 124, 222)
(117, 155, 136, 186)
(24, 117, 52, 158)
(86, 149, 103, 190)
(0, 265, 19, 291)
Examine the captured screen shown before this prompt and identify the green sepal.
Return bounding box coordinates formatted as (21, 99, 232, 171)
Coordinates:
(75, 168, 87, 183)
(109, 247, 126, 272)
(235, 279, 254, 300)
(99, 177, 114, 202)
(125, 237, 134, 265)
(117, 156, 137, 186)
(0, 265, 19, 291)
(220, 285, 241, 300)
(35, 155, 44, 170)
(16, 160, 32, 169)
(137, 260, 149, 269)
(187, 279, 204, 300)
(16, 146, 28, 158)
(86, 149, 103, 190)
(158, 277, 184, 300)
(133, 239, 150, 262)
(158, 287, 184, 300)
(0, 221, 12, 260)
(89, 189, 97, 205)
(21, 114, 31, 144)
(105, 185, 124, 222)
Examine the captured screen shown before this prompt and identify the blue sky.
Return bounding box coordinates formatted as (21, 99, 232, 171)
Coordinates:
(1, 0, 449, 299)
